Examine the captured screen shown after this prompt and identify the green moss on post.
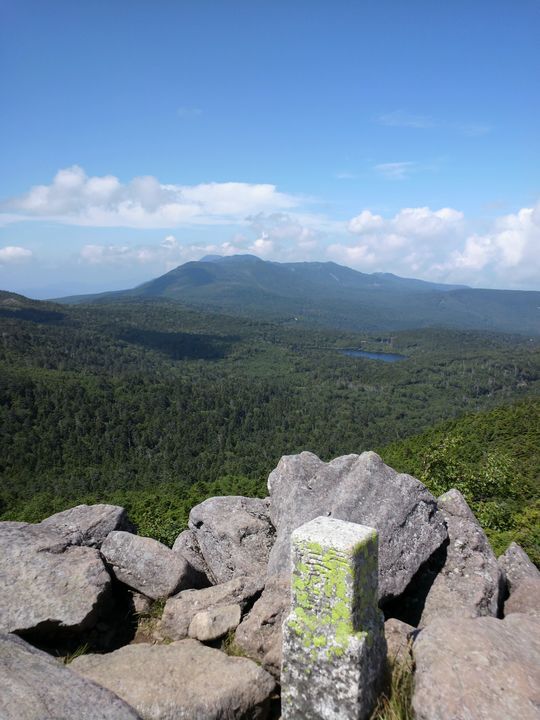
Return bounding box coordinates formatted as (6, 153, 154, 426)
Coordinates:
(281, 516, 386, 720)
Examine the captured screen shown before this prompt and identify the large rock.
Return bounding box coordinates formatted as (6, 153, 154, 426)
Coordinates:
(172, 529, 211, 588)
(160, 575, 264, 641)
(413, 614, 540, 720)
(72, 639, 275, 720)
(267, 451, 447, 602)
(188, 604, 242, 642)
(188, 496, 275, 584)
(498, 541, 540, 592)
(0, 522, 111, 638)
(505, 576, 540, 618)
(235, 575, 290, 677)
(0, 633, 140, 720)
(100, 531, 190, 600)
(419, 489, 502, 626)
(39, 504, 134, 548)
(384, 618, 416, 664)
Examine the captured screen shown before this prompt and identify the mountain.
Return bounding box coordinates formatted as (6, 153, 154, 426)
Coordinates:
(56, 255, 540, 335)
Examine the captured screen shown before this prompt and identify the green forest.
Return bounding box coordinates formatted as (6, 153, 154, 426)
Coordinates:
(1, 292, 538, 562)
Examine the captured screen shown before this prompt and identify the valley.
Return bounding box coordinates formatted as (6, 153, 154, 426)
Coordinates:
(1, 282, 538, 563)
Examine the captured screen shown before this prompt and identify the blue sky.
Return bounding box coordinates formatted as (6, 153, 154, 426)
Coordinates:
(1, 0, 539, 297)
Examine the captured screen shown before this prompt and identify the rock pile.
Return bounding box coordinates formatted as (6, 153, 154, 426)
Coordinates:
(0, 452, 538, 719)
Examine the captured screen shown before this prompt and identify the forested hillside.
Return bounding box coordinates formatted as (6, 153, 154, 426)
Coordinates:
(2, 290, 539, 555)
(381, 398, 539, 563)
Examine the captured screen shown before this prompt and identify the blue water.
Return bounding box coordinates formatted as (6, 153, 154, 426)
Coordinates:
(340, 349, 407, 363)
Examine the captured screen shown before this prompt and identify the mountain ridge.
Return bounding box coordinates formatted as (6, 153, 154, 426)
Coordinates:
(45, 255, 540, 335)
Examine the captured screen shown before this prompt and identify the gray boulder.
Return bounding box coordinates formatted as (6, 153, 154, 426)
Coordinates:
(72, 639, 275, 720)
(267, 451, 447, 602)
(384, 618, 416, 664)
(0, 633, 140, 720)
(505, 576, 540, 618)
(235, 575, 290, 677)
(188, 604, 242, 642)
(0, 523, 110, 638)
(131, 592, 153, 616)
(159, 575, 264, 641)
(100, 531, 190, 600)
(188, 496, 275, 584)
(172, 529, 211, 588)
(419, 489, 502, 626)
(413, 614, 540, 720)
(39, 504, 134, 548)
(498, 542, 540, 592)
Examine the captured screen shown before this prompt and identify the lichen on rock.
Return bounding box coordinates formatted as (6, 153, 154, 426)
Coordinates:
(281, 516, 386, 720)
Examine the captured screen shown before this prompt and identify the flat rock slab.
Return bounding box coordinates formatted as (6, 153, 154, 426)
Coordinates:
(72, 639, 276, 720)
(0, 523, 110, 638)
(498, 542, 540, 592)
(235, 575, 290, 678)
(0, 633, 140, 720)
(189, 496, 275, 584)
(101, 531, 190, 600)
(160, 575, 264, 641)
(419, 489, 501, 626)
(413, 614, 540, 720)
(39, 504, 134, 548)
(267, 451, 447, 602)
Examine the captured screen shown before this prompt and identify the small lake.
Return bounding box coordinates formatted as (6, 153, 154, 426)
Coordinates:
(339, 349, 407, 363)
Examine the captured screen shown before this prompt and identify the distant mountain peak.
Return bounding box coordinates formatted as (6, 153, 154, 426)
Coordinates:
(199, 253, 263, 264)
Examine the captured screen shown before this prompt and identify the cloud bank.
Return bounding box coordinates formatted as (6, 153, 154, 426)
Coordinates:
(2, 166, 300, 228)
(1, 166, 538, 291)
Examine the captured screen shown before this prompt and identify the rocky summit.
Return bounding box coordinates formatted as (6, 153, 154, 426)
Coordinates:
(0, 451, 539, 719)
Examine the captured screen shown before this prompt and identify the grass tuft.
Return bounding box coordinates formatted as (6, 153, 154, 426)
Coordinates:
(221, 629, 247, 658)
(63, 643, 90, 664)
(371, 657, 414, 720)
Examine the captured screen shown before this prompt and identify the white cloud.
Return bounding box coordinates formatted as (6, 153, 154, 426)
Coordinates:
(329, 205, 465, 274)
(377, 110, 491, 136)
(0, 246, 33, 263)
(378, 110, 434, 128)
(328, 201, 540, 289)
(348, 210, 384, 233)
(442, 203, 540, 287)
(375, 162, 416, 180)
(3, 166, 300, 229)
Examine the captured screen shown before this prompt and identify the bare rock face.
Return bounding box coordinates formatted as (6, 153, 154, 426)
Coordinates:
(384, 618, 416, 664)
(267, 451, 447, 602)
(413, 614, 540, 720)
(188, 496, 275, 584)
(505, 576, 540, 618)
(159, 575, 264, 641)
(39, 504, 134, 548)
(235, 575, 290, 678)
(419, 489, 502, 626)
(0, 522, 111, 638)
(100, 531, 191, 600)
(188, 603, 242, 642)
(498, 542, 540, 592)
(72, 639, 276, 720)
(172, 529, 212, 588)
(0, 633, 140, 720)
